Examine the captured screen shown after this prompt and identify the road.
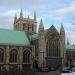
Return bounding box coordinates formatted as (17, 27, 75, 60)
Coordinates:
(43, 71, 75, 75)
(43, 71, 60, 75)
(61, 72, 75, 75)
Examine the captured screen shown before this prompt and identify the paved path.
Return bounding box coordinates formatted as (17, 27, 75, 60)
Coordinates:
(43, 71, 60, 75)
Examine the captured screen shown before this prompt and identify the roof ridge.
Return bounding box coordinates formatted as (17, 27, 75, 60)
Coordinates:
(0, 28, 26, 33)
(0, 29, 30, 45)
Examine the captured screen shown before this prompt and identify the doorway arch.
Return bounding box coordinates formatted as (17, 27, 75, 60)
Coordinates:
(33, 59, 38, 69)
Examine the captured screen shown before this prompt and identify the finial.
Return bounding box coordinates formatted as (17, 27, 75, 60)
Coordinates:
(60, 23, 65, 33)
(20, 8, 23, 19)
(34, 11, 36, 21)
(27, 16, 30, 21)
(67, 38, 70, 45)
(39, 19, 44, 29)
(14, 13, 17, 23)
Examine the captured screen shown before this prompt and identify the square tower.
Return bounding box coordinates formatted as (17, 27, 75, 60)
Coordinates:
(13, 9, 37, 33)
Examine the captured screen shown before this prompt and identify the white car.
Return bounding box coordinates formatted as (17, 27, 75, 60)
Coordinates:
(72, 67, 75, 75)
(61, 67, 72, 75)
(72, 67, 75, 72)
(72, 72, 75, 75)
(61, 73, 72, 75)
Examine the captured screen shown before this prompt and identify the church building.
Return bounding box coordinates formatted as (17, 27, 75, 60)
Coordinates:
(0, 9, 74, 71)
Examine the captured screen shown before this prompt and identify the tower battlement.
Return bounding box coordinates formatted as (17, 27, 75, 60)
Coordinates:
(13, 9, 37, 33)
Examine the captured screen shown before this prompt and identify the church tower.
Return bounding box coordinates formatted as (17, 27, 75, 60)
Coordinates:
(60, 24, 66, 68)
(38, 19, 46, 68)
(13, 9, 37, 33)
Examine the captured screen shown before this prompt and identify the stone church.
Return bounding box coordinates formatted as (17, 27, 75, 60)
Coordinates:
(0, 9, 74, 71)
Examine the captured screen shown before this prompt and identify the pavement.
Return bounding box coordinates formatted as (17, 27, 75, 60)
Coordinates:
(61, 72, 75, 75)
(43, 71, 75, 75)
(43, 71, 60, 75)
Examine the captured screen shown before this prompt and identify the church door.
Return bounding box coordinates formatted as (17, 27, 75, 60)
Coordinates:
(33, 60, 38, 69)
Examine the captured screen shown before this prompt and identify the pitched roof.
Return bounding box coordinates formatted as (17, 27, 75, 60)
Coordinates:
(30, 32, 38, 41)
(0, 29, 30, 45)
(47, 25, 59, 35)
(66, 45, 75, 50)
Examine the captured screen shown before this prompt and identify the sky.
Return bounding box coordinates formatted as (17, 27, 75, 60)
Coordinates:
(0, 0, 75, 44)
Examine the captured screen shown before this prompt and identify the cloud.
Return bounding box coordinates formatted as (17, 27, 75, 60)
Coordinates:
(66, 31, 75, 44)
(0, 9, 20, 18)
(55, 3, 75, 16)
(0, 8, 43, 30)
(0, 0, 20, 4)
(49, 1, 75, 21)
(26, 0, 42, 5)
(0, 9, 20, 29)
(0, 9, 31, 29)
(0, 8, 32, 18)
(0, 0, 21, 4)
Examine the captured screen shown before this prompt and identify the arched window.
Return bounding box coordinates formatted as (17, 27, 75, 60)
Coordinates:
(0, 48, 4, 63)
(10, 49, 18, 63)
(23, 49, 30, 63)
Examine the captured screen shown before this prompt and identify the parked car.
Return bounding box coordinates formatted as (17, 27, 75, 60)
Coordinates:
(48, 66, 58, 71)
(50, 67, 57, 71)
(61, 72, 72, 75)
(61, 67, 73, 75)
(41, 67, 49, 72)
(61, 67, 71, 73)
(61, 69, 71, 73)
(72, 67, 75, 72)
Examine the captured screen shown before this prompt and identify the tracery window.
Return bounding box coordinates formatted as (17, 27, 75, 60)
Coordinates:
(0, 48, 4, 63)
(46, 26, 61, 59)
(46, 35, 60, 57)
(23, 49, 30, 63)
(10, 49, 18, 62)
